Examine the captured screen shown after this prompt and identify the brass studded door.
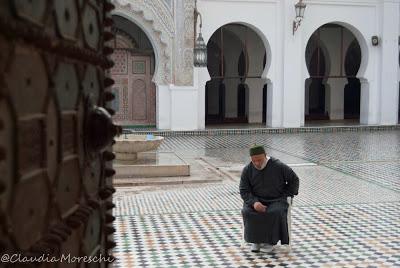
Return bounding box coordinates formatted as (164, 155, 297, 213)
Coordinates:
(0, 1, 120, 267)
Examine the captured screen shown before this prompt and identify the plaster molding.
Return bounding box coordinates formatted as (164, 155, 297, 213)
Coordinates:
(173, 0, 195, 86)
(113, 0, 175, 85)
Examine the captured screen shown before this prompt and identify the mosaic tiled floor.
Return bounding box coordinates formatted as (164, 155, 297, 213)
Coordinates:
(113, 167, 399, 216)
(325, 161, 400, 192)
(159, 131, 400, 163)
(113, 130, 400, 267)
(113, 202, 400, 267)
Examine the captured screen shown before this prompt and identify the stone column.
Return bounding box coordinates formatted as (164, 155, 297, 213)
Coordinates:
(359, 78, 370, 124)
(247, 78, 265, 123)
(304, 79, 311, 116)
(326, 78, 346, 120)
(266, 79, 280, 127)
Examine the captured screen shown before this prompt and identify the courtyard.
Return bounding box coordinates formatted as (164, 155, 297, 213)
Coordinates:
(112, 129, 400, 267)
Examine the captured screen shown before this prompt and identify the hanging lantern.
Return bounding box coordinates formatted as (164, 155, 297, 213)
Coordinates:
(293, 0, 307, 35)
(295, 0, 306, 19)
(193, 0, 207, 67)
(194, 32, 207, 67)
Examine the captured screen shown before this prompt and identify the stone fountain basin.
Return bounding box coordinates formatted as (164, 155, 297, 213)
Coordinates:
(114, 134, 164, 160)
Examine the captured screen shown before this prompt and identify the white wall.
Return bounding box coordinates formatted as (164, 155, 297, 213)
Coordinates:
(168, 67, 210, 130)
(282, 0, 303, 127)
(379, 1, 400, 125)
(147, 0, 400, 129)
(197, 68, 210, 129)
(197, 0, 400, 129)
(169, 86, 198, 130)
(398, 1, 400, 124)
(157, 85, 171, 129)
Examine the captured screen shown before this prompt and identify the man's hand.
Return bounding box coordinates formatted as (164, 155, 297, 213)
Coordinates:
(253, 201, 267, 213)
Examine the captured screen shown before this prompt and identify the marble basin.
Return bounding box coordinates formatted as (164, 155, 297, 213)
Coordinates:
(114, 134, 164, 161)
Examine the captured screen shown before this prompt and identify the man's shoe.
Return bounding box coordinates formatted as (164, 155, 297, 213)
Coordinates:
(278, 244, 291, 253)
(251, 243, 261, 252)
(261, 243, 274, 252)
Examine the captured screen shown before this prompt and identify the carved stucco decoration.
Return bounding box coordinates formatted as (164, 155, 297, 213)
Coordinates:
(174, 0, 195, 86)
(114, 29, 137, 49)
(112, 0, 174, 85)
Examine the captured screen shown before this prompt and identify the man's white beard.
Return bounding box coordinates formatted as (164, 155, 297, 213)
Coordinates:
(254, 158, 268, 170)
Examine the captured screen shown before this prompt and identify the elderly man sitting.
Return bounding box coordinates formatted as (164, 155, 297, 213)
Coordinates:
(240, 145, 299, 252)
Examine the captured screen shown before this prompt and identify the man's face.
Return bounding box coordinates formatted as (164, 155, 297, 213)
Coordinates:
(251, 154, 267, 169)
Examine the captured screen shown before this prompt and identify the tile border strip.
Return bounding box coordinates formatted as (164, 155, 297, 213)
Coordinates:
(125, 125, 400, 137)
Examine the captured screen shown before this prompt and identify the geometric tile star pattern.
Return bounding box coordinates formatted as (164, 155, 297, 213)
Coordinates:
(112, 130, 400, 267)
(113, 203, 400, 267)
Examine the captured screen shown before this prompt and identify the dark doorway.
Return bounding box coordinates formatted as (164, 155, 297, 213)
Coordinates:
(262, 84, 267, 123)
(306, 46, 327, 120)
(262, 53, 267, 124)
(205, 79, 226, 123)
(344, 40, 361, 119)
(305, 24, 362, 123)
(237, 81, 246, 118)
(205, 38, 224, 123)
(236, 50, 247, 122)
(206, 24, 266, 125)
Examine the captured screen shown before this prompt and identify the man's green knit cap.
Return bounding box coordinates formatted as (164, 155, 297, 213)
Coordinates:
(249, 145, 265, 156)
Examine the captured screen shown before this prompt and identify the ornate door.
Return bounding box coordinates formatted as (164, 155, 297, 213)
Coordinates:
(0, 1, 120, 267)
(110, 37, 156, 126)
(130, 56, 156, 125)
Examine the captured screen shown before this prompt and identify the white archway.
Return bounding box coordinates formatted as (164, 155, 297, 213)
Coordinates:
(303, 21, 369, 125)
(112, 0, 173, 85)
(205, 22, 271, 125)
(304, 21, 368, 80)
(205, 21, 272, 80)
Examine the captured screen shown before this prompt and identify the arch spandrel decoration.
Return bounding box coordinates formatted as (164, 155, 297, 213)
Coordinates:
(112, 0, 174, 85)
(114, 30, 137, 49)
